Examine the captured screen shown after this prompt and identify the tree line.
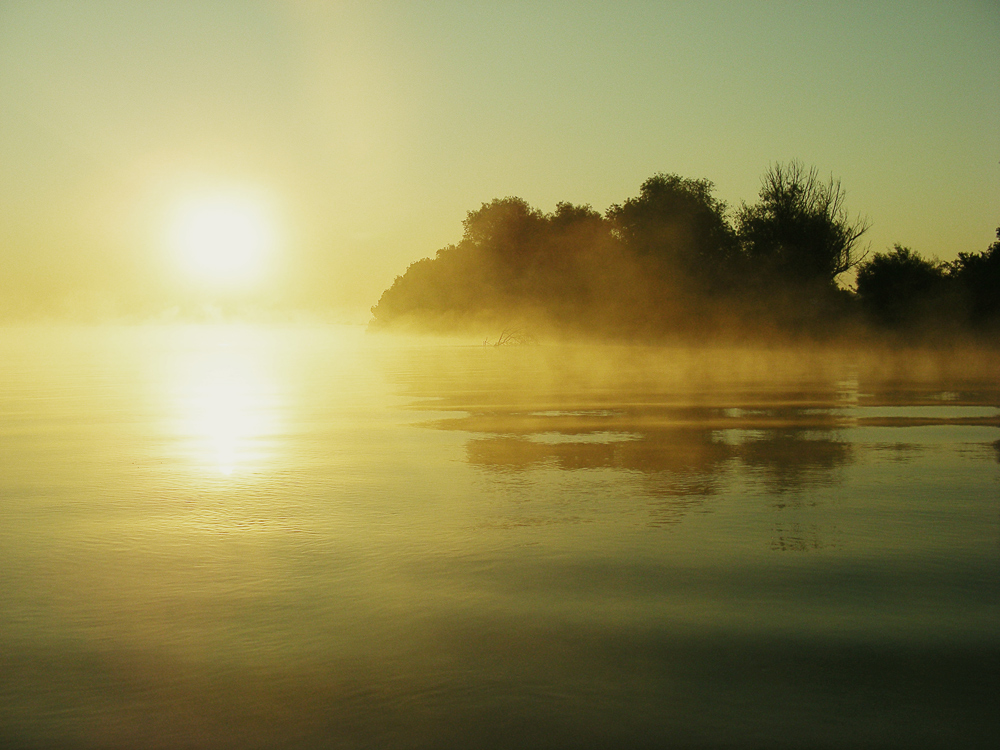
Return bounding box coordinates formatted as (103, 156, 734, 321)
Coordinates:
(369, 162, 999, 341)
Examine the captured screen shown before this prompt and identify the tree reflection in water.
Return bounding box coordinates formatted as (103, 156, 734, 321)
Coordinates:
(391, 344, 998, 553)
(423, 400, 852, 538)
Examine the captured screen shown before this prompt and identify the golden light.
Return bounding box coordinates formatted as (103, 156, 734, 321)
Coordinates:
(169, 189, 277, 286)
(167, 327, 282, 478)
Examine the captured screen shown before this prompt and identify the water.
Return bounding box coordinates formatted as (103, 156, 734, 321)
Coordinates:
(1, 325, 997, 749)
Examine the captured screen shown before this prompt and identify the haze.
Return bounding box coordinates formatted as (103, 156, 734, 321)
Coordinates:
(1, 0, 997, 321)
(3, 5, 1000, 745)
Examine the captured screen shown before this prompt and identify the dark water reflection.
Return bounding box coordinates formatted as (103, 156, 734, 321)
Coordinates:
(2, 328, 999, 749)
(379, 344, 1000, 746)
(435, 406, 855, 534)
(414, 381, 997, 530)
(452, 410, 852, 490)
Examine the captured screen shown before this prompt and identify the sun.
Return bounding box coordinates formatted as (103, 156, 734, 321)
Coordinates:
(169, 189, 276, 286)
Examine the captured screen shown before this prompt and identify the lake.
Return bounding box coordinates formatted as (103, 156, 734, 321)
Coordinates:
(1, 325, 997, 749)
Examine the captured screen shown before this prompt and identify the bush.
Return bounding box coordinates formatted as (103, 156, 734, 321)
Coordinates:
(856, 245, 949, 328)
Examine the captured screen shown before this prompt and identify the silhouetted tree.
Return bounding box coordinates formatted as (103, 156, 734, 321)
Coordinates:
(606, 173, 739, 294)
(369, 168, 1000, 343)
(550, 201, 605, 229)
(461, 197, 546, 256)
(737, 161, 869, 288)
(856, 245, 950, 328)
(948, 228, 1000, 327)
(369, 197, 631, 332)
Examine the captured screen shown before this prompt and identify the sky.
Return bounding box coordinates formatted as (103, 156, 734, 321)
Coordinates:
(1, 0, 997, 321)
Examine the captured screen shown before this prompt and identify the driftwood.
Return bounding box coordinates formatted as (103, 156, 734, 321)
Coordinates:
(485, 327, 536, 346)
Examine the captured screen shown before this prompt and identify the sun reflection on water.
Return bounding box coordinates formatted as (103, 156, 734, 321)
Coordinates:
(167, 327, 282, 478)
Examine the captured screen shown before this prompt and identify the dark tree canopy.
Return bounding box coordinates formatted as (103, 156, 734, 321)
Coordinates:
(606, 173, 739, 293)
(948, 228, 1000, 327)
(856, 245, 949, 327)
(853, 228, 1000, 335)
(369, 165, 995, 342)
(370, 197, 633, 333)
(736, 161, 869, 288)
(461, 198, 546, 254)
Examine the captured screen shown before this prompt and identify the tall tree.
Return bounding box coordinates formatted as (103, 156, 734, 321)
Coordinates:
(606, 173, 738, 293)
(737, 161, 869, 288)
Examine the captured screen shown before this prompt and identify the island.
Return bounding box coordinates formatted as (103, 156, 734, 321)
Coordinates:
(370, 162, 999, 343)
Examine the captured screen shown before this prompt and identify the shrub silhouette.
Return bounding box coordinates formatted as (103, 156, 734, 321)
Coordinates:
(856, 245, 950, 328)
(949, 228, 1000, 328)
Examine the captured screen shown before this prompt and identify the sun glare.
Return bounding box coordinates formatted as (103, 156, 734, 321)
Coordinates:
(170, 190, 277, 286)
(169, 327, 280, 477)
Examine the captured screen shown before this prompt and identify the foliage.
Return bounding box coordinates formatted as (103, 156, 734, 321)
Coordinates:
(736, 161, 870, 288)
(369, 197, 631, 333)
(948, 228, 1000, 327)
(369, 164, 994, 342)
(854, 229, 1000, 332)
(606, 173, 739, 293)
(855, 245, 950, 327)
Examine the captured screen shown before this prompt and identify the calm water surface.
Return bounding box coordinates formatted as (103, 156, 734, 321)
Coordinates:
(1, 325, 997, 749)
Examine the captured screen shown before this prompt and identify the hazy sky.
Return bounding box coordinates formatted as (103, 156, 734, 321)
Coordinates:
(1, 0, 997, 320)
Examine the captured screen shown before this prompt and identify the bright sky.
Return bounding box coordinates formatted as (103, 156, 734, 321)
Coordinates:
(1, 1, 997, 320)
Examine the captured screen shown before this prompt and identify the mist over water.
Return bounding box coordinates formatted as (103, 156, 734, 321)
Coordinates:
(1, 325, 998, 749)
